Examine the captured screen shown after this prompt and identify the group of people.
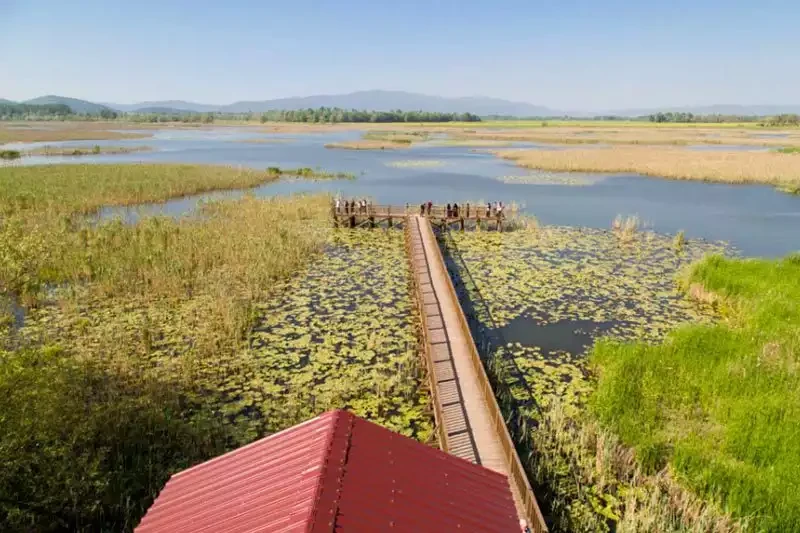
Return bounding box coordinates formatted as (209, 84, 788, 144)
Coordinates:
(418, 201, 505, 218)
(335, 198, 371, 215)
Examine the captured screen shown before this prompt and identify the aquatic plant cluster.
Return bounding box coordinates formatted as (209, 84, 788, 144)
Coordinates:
(0, 164, 430, 529)
(250, 230, 432, 440)
(26, 144, 153, 156)
(446, 226, 731, 530)
(385, 159, 445, 168)
(495, 171, 602, 186)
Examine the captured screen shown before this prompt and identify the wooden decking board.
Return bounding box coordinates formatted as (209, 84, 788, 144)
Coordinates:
(407, 214, 538, 527)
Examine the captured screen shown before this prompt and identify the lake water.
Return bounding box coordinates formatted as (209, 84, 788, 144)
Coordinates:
(3, 128, 798, 257)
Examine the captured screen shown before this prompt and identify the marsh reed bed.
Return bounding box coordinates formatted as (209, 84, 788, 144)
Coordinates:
(496, 146, 800, 194)
(0, 163, 428, 530)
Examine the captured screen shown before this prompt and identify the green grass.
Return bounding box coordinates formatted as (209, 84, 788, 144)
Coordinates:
(775, 146, 800, 154)
(0, 150, 21, 160)
(591, 254, 800, 531)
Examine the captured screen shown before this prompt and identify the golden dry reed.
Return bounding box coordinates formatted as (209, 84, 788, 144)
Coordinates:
(496, 146, 800, 193)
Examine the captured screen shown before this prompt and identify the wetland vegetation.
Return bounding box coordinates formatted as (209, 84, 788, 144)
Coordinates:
(592, 254, 800, 532)
(0, 162, 430, 530)
(385, 159, 445, 168)
(324, 139, 412, 150)
(26, 144, 153, 156)
(495, 146, 800, 194)
(444, 224, 745, 531)
(0, 122, 151, 143)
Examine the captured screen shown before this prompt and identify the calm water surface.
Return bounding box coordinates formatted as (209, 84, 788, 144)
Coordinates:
(3, 128, 798, 257)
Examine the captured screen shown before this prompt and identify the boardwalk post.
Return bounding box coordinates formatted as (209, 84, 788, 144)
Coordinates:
(460, 217, 465, 231)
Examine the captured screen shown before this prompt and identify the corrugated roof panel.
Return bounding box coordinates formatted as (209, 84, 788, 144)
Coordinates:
(135, 412, 345, 533)
(333, 416, 519, 532)
(135, 410, 520, 533)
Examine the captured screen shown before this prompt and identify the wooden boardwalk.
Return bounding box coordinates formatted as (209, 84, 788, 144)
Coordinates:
(333, 203, 508, 231)
(405, 215, 547, 533)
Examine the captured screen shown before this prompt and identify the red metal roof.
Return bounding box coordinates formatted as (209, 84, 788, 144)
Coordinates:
(135, 410, 520, 533)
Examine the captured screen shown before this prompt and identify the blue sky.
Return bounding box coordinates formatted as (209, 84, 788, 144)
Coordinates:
(2, 0, 798, 110)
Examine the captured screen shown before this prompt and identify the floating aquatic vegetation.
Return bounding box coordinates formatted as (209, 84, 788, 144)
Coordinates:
(248, 230, 432, 440)
(17, 229, 432, 444)
(495, 171, 603, 186)
(385, 159, 445, 168)
(444, 226, 732, 530)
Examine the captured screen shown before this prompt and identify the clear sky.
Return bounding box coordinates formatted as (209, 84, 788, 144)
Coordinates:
(2, 0, 798, 110)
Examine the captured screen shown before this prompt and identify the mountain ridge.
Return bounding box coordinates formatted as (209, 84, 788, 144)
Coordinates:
(4, 92, 800, 117)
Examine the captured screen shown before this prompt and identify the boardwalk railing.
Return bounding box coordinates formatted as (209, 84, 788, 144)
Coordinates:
(425, 222, 548, 533)
(404, 222, 449, 452)
(333, 203, 510, 231)
(407, 217, 547, 533)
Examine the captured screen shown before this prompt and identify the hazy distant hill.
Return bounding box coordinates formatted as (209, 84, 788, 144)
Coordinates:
(23, 95, 112, 114)
(218, 90, 564, 116)
(109, 91, 564, 116)
(132, 106, 201, 114)
(8, 92, 800, 117)
(109, 100, 218, 113)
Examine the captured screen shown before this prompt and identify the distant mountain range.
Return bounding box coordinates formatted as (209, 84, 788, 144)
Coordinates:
(4, 91, 800, 117)
(22, 95, 114, 114)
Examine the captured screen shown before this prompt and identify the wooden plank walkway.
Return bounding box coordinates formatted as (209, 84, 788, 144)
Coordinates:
(333, 203, 507, 231)
(406, 215, 548, 533)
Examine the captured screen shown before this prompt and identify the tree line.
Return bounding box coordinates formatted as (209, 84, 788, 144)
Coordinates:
(0, 102, 119, 120)
(259, 108, 481, 123)
(3, 101, 799, 126)
(647, 111, 800, 125)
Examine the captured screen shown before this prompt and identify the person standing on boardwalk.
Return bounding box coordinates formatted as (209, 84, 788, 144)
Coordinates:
(426, 201, 432, 215)
(420, 203, 425, 216)
(486, 202, 491, 218)
(453, 202, 459, 218)
(446, 203, 452, 218)
(335, 197, 341, 213)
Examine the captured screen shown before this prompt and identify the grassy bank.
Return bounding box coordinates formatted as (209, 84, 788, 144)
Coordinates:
(591, 254, 800, 530)
(495, 147, 800, 193)
(25, 145, 153, 156)
(0, 149, 21, 160)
